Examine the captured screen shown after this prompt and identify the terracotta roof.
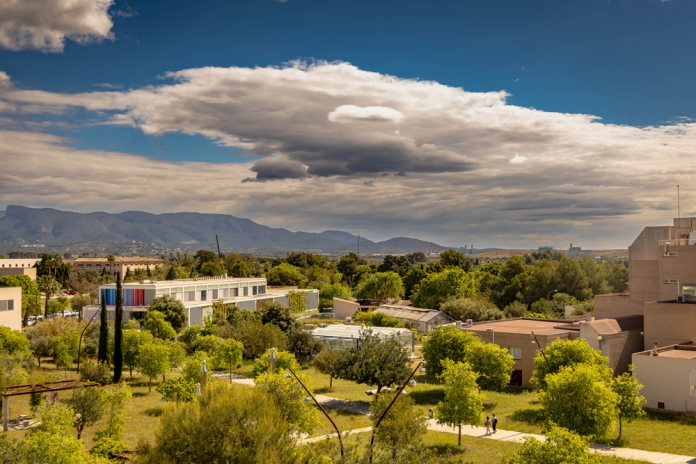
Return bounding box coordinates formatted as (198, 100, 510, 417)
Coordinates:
(463, 318, 572, 335)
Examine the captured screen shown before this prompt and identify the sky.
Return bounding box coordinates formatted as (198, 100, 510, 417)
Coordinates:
(1, 0, 695, 249)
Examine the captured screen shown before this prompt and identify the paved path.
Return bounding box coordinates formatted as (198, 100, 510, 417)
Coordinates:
(213, 372, 696, 463)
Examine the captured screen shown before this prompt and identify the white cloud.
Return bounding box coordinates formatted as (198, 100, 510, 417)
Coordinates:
(2, 61, 696, 246)
(0, 0, 114, 52)
(328, 105, 404, 124)
(509, 153, 528, 164)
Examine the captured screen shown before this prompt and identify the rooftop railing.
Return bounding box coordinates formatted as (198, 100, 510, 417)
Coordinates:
(660, 239, 696, 246)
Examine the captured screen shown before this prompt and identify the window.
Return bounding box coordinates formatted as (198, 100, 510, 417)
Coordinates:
(0, 300, 15, 311)
(658, 402, 665, 410)
(508, 347, 522, 360)
(212, 289, 218, 300)
(252, 286, 257, 296)
(258, 285, 266, 295)
(243, 287, 248, 297)
(201, 290, 207, 301)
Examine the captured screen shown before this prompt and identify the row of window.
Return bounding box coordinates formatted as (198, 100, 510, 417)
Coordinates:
(0, 300, 15, 311)
(508, 347, 522, 360)
(171, 286, 264, 303)
(0, 264, 31, 267)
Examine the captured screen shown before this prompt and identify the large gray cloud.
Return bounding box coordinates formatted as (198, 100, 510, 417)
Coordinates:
(1, 62, 696, 247)
(0, 0, 114, 52)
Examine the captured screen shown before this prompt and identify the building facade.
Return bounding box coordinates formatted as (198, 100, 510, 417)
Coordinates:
(632, 344, 696, 413)
(0, 287, 22, 331)
(0, 259, 38, 280)
(72, 257, 163, 281)
(83, 275, 319, 326)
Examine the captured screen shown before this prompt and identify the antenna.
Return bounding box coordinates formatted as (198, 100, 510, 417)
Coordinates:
(215, 235, 224, 264)
(678, 185, 681, 222)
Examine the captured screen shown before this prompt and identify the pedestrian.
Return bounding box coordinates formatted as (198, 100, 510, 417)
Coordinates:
(492, 413, 498, 433)
(484, 416, 491, 435)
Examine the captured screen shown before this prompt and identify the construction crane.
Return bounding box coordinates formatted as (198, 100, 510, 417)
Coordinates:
(215, 235, 224, 264)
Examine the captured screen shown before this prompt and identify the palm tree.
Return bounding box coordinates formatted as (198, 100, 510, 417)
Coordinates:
(107, 254, 116, 280)
(37, 275, 60, 317)
(52, 253, 62, 276)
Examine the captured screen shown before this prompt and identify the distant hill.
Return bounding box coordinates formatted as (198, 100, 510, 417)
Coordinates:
(0, 205, 459, 254)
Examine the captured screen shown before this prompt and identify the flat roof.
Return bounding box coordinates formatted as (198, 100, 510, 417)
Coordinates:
(463, 318, 572, 335)
(635, 344, 696, 358)
(313, 324, 412, 338)
(101, 276, 266, 288)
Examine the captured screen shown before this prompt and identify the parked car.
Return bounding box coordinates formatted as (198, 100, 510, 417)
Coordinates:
(36, 315, 45, 323)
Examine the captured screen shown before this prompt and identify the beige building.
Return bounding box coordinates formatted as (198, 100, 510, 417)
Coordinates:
(578, 315, 644, 375)
(0, 259, 38, 280)
(72, 257, 163, 281)
(333, 297, 360, 320)
(632, 344, 696, 413)
(0, 287, 22, 331)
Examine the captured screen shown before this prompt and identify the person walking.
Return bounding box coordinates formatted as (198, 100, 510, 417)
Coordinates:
(484, 416, 491, 435)
(492, 413, 498, 434)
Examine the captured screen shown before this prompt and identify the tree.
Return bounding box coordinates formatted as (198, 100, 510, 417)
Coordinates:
(465, 342, 515, 391)
(377, 255, 411, 274)
(0, 326, 31, 355)
(144, 310, 176, 340)
(555, 257, 591, 301)
(229, 261, 251, 278)
(255, 370, 320, 436)
(193, 249, 219, 267)
(439, 297, 504, 322)
(504, 301, 528, 318)
(355, 272, 405, 302)
(134, 382, 310, 464)
(422, 326, 479, 379)
(114, 274, 123, 383)
(412, 268, 478, 310)
(318, 282, 352, 309)
(79, 360, 113, 385)
(122, 329, 154, 378)
(97, 383, 132, 440)
(604, 260, 629, 293)
(67, 386, 105, 439)
(97, 291, 109, 364)
(165, 265, 177, 281)
(611, 367, 646, 440)
(200, 261, 225, 276)
(182, 350, 209, 384)
(0, 275, 39, 325)
(439, 249, 473, 271)
(333, 328, 411, 393)
(235, 320, 288, 359)
(370, 390, 427, 459)
(540, 364, 618, 440)
(214, 338, 244, 383)
(406, 252, 427, 265)
(435, 359, 484, 446)
(313, 349, 339, 389)
(530, 338, 609, 391)
(148, 295, 187, 332)
(258, 301, 299, 333)
(137, 342, 170, 393)
(402, 267, 428, 300)
(54, 341, 73, 378)
(287, 326, 323, 361)
(505, 423, 604, 464)
(29, 334, 52, 368)
(70, 294, 91, 319)
(337, 252, 368, 284)
(267, 263, 305, 287)
(251, 349, 300, 378)
(157, 377, 197, 403)
(37, 275, 60, 317)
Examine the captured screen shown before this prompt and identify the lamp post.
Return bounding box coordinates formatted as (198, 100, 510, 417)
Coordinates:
(547, 289, 558, 302)
(486, 328, 495, 345)
(269, 347, 276, 375)
(200, 360, 208, 393)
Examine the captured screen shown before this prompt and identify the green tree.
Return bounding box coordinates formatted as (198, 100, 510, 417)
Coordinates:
(435, 359, 484, 446)
(540, 364, 617, 440)
(54, 341, 73, 378)
(355, 272, 405, 302)
(235, 320, 288, 359)
(439, 249, 473, 271)
(113, 274, 123, 383)
(181, 351, 208, 384)
(255, 370, 320, 436)
(165, 265, 177, 281)
(97, 383, 132, 440)
(337, 252, 368, 284)
(611, 366, 647, 439)
(97, 291, 109, 364)
(465, 342, 515, 391)
(144, 310, 176, 340)
(287, 326, 323, 361)
(504, 423, 604, 464)
(555, 257, 591, 301)
(135, 382, 312, 464)
(67, 386, 105, 439)
(377, 255, 411, 274)
(440, 297, 503, 322)
(604, 260, 629, 293)
(313, 349, 339, 389)
(157, 377, 197, 402)
(402, 266, 428, 300)
(259, 300, 299, 333)
(412, 268, 478, 310)
(530, 338, 609, 391)
(0, 326, 31, 355)
(267, 262, 305, 287)
(318, 282, 352, 309)
(229, 261, 251, 278)
(251, 349, 300, 378)
(137, 342, 170, 393)
(422, 326, 479, 379)
(37, 275, 60, 317)
(200, 261, 225, 276)
(370, 390, 428, 459)
(214, 338, 244, 382)
(333, 328, 411, 393)
(504, 300, 528, 318)
(148, 295, 188, 332)
(29, 334, 52, 368)
(122, 329, 154, 378)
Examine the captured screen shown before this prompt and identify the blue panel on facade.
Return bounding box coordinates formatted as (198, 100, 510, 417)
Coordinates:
(101, 289, 117, 306)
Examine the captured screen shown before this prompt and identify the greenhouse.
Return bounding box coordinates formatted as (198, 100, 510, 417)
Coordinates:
(312, 324, 414, 353)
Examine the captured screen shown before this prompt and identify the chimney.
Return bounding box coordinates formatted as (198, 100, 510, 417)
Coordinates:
(455, 320, 462, 329)
(585, 308, 592, 322)
(652, 342, 659, 356)
(466, 319, 473, 328)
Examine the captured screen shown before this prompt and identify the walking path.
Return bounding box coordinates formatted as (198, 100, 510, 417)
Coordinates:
(213, 372, 696, 463)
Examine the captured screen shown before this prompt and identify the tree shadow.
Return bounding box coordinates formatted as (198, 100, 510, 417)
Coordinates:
(143, 406, 164, 417)
(409, 388, 444, 405)
(132, 392, 148, 397)
(509, 408, 545, 424)
(315, 386, 334, 395)
(503, 386, 534, 395)
(483, 402, 498, 411)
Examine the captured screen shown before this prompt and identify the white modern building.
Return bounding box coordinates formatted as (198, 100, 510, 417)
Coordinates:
(83, 275, 319, 326)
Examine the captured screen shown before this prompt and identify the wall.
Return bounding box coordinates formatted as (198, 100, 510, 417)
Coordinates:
(594, 294, 643, 319)
(0, 267, 36, 281)
(632, 353, 696, 413)
(644, 302, 696, 350)
(333, 298, 359, 320)
(658, 246, 696, 300)
(0, 287, 22, 331)
(306, 292, 319, 311)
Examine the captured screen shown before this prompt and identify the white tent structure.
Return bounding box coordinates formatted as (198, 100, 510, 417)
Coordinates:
(312, 324, 414, 353)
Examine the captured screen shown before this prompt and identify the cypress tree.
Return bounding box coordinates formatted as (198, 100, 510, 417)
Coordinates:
(97, 290, 109, 363)
(113, 272, 123, 383)
(101, 266, 107, 277)
(165, 266, 177, 281)
(147, 264, 152, 277)
(124, 268, 132, 280)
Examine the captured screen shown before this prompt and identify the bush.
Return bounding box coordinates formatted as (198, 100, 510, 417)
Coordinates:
(251, 349, 300, 378)
(180, 325, 202, 347)
(234, 320, 288, 359)
(156, 377, 196, 403)
(504, 301, 528, 318)
(440, 298, 503, 322)
(182, 351, 209, 385)
(90, 437, 126, 459)
(287, 326, 322, 362)
(352, 311, 404, 328)
(79, 360, 112, 385)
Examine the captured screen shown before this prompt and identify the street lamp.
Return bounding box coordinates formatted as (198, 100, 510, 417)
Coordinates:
(547, 289, 558, 301)
(486, 328, 495, 344)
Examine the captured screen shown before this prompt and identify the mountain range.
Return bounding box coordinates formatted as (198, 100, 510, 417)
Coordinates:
(0, 205, 457, 254)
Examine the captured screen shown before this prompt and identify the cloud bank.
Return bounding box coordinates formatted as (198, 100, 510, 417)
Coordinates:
(0, 0, 114, 52)
(1, 61, 695, 247)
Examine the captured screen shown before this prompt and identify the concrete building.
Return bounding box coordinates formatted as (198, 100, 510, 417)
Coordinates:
(632, 344, 696, 413)
(0, 287, 22, 331)
(579, 315, 644, 375)
(373, 304, 454, 334)
(538, 246, 555, 253)
(72, 257, 164, 281)
(83, 275, 319, 327)
(0, 259, 38, 280)
(333, 297, 360, 320)
(568, 243, 593, 258)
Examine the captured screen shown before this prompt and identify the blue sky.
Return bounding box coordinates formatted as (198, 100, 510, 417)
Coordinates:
(1, 0, 695, 248)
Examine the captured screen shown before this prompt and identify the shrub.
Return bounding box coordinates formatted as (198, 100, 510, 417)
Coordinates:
(90, 437, 126, 460)
(182, 351, 209, 385)
(440, 298, 503, 322)
(251, 349, 300, 378)
(79, 360, 112, 385)
(157, 377, 196, 403)
(504, 301, 528, 318)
